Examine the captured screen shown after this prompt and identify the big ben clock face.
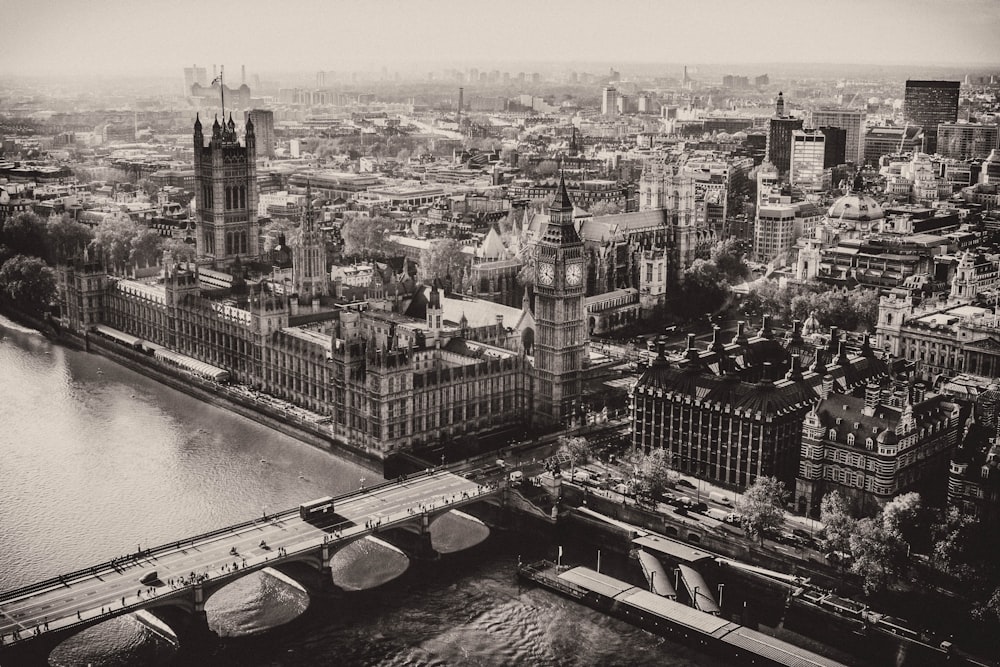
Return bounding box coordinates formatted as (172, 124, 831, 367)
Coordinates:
(538, 262, 555, 286)
(566, 263, 583, 286)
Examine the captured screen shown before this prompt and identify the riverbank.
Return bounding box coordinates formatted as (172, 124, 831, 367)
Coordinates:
(0, 306, 384, 473)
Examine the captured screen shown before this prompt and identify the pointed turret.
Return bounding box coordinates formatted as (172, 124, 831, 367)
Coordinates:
(552, 173, 574, 213)
(194, 113, 202, 133)
(775, 91, 785, 117)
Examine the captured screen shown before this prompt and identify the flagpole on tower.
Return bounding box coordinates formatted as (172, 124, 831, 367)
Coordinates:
(220, 65, 225, 121)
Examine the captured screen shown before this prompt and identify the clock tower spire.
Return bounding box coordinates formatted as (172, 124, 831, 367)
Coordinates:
(533, 174, 587, 427)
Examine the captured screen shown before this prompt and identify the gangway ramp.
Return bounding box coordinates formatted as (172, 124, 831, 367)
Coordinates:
(677, 563, 721, 615)
(633, 534, 713, 565)
(637, 551, 676, 598)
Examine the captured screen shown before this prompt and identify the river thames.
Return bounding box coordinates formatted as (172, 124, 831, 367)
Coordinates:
(0, 315, 727, 667)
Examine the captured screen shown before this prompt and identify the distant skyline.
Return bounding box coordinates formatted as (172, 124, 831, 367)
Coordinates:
(3, 0, 1000, 77)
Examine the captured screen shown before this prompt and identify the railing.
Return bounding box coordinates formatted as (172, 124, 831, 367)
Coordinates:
(0, 470, 440, 606)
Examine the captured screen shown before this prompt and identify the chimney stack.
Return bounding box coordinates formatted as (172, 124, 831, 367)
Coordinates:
(785, 354, 803, 381)
(761, 361, 775, 382)
(837, 340, 850, 366)
(709, 325, 724, 352)
(685, 333, 699, 360)
(820, 374, 834, 400)
(732, 320, 748, 346)
(790, 319, 803, 344)
(811, 349, 827, 376)
(828, 326, 840, 355)
(760, 314, 774, 339)
(863, 382, 880, 416)
(912, 381, 927, 404)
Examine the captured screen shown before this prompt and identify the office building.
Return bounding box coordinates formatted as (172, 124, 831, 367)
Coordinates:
(244, 109, 275, 159)
(790, 129, 826, 191)
(819, 126, 847, 168)
(767, 93, 803, 175)
(796, 381, 961, 516)
(937, 123, 999, 161)
(601, 87, 619, 116)
(631, 321, 888, 489)
(903, 80, 960, 154)
(864, 126, 922, 165)
(811, 109, 865, 164)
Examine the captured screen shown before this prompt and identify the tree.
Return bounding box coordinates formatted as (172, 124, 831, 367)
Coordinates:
(735, 476, 787, 544)
(558, 435, 593, 476)
(632, 448, 673, 501)
(91, 215, 139, 274)
(588, 201, 622, 217)
(676, 258, 728, 318)
(710, 238, 750, 284)
(45, 213, 93, 264)
(341, 215, 394, 258)
(130, 227, 164, 268)
(849, 516, 903, 596)
(819, 490, 856, 555)
(161, 238, 197, 264)
(1, 212, 48, 259)
(882, 492, 929, 553)
(136, 178, 159, 200)
(534, 160, 559, 178)
(418, 237, 467, 284)
(0, 254, 57, 312)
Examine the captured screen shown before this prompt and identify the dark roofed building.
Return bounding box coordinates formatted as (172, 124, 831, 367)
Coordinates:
(630, 317, 888, 490)
(796, 380, 960, 516)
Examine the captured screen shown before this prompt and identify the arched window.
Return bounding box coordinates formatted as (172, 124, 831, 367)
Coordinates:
(829, 429, 837, 440)
(847, 434, 855, 446)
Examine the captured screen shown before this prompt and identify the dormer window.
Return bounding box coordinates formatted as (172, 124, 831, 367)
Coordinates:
(829, 429, 837, 440)
(866, 438, 874, 450)
(847, 434, 856, 446)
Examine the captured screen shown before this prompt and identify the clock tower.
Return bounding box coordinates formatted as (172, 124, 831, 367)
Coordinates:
(533, 175, 587, 427)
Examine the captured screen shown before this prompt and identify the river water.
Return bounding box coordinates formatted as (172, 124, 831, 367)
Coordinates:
(0, 315, 731, 666)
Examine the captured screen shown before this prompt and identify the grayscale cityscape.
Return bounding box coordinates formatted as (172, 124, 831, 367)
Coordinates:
(1, 1, 1000, 665)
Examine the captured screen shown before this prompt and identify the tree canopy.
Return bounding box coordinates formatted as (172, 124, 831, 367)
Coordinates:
(1, 212, 48, 259)
(341, 215, 394, 258)
(819, 490, 856, 555)
(849, 515, 904, 596)
(0, 254, 56, 312)
(735, 476, 787, 543)
(45, 213, 94, 264)
(418, 237, 467, 284)
(558, 435, 593, 474)
(632, 448, 673, 501)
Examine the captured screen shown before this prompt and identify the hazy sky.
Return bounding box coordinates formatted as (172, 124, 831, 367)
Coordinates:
(3, 0, 999, 77)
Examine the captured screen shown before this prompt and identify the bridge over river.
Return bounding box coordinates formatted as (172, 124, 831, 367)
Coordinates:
(0, 470, 501, 664)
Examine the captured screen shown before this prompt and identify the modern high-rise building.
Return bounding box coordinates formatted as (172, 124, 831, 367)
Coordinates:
(601, 87, 619, 116)
(244, 109, 275, 159)
(903, 80, 960, 155)
(811, 108, 865, 164)
(819, 126, 847, 168)
(767, 93, 803, 176)
(193, 114, 259, 262)
(533, 177, 587, 427)
(183, 65, 207, 96)
(790, 129, 826, 191)
(937, 122, 999, 161)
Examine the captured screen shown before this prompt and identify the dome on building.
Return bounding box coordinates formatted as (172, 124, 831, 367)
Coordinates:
(876, 427, 898, 445)
(827, 193, 884, 222)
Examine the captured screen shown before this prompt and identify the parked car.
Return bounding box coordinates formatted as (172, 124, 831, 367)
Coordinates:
(792, 527, 811, 540)
(676, 479, 695, 489)
(724, 512, 743, 525)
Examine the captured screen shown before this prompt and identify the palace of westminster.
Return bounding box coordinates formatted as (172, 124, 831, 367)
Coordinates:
(58, 114, 594, 457)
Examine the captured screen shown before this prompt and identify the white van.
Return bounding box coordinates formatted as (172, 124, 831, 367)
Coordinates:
(508, 470, 524, 485)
